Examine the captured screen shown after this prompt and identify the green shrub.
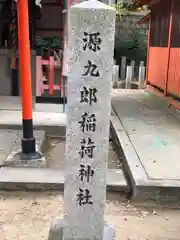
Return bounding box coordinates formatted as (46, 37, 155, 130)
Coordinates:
(115, 27, 147, 65)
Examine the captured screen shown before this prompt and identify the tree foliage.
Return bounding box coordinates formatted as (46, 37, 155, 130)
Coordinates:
(115, 27, 147, 64)
(112, 1, 148, 64)
(36, 36, 62, 49)
(109, 1, 147, 16)
(35, 36, 62, 56)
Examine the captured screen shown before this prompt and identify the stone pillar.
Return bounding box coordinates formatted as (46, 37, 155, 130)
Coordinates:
(138, 66, 146, 89)
(64, 0, 116, 239)
(130, 60, 135, 79)
(125, 66, 132, 89)
(62, 38, 69, 77)
(140, 61, 144, 67)
(120, 56, 126, 80)
(112, 65, 119, 87)
(109, 0, 115, 4)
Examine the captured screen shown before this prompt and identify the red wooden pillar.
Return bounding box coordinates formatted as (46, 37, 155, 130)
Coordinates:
(17, 0, 38, 156)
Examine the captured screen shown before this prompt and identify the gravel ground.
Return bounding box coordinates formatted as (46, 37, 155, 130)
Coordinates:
(1, 191, 180, 240)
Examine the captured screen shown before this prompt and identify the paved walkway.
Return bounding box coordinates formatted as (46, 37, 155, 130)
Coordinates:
(112, 89, 180, 180)
(111, 89, 180, 204)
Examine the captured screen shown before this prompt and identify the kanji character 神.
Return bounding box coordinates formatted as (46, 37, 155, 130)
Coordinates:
(78, 164, 94, 182)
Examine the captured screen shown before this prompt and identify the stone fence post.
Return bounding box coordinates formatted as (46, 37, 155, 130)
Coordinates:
(125, 65, 132, 89)
(120, 56, 126, 80)
(138, 66, 145, 89)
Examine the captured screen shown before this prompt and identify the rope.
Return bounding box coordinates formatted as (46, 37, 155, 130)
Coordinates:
(11, 0, 17, 68)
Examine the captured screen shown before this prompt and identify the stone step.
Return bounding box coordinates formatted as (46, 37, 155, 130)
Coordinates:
(0, 110, 66, 136)
(0, 167, 130, 193)
(0, 110, 66, 128)
(0, 128, 130, 193)
(110, 108, 180, 207)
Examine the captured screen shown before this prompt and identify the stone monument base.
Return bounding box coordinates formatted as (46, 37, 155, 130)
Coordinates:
(48, 219, 116, 240)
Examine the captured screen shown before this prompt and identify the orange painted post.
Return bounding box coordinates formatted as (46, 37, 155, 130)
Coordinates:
(164, 0, 174, 96)
(17, 0, 38, 156)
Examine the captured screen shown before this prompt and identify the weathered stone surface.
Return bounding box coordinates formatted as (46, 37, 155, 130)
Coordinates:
(2, 130, 45, 167)
(0, 167, 128, 192)
(64, 1, 116, 239)
(4, 152, 46, 168)
(111, 89, 180, 206)
(0, 110, 66, 129)
(48, 219, 116, 240)
(48, 219, 66, 240)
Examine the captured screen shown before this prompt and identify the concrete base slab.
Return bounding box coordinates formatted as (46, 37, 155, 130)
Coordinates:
(48, 219, 66, 240)
(4, 152, 46, 168)
(0, 167, 129, 192)
(35, 103, 65, 113)
(0, 96, 22, 110)
(0, 110, 66, 127)
(111, 89, 180, 206)
(48, 219, 115, 240)
(0, 96, 36, 110)
(0, 151, 7, 165)
(1, 130, 46, 168)
(0, 96, 66, 135)
(0, 110, 66, 137)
